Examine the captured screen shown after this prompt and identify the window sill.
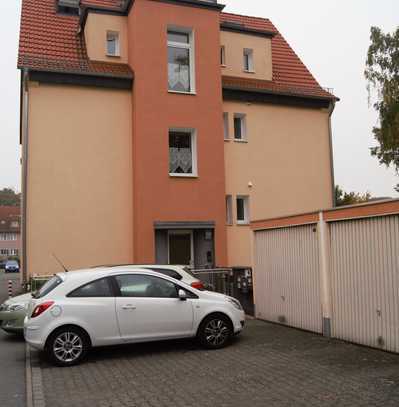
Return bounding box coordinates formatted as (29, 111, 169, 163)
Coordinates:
(236, 222, 250, 226)
(224, 138, 231, 142)
(243, 70, 256, 74)
(169, 173, 198, 179)
(234, 139, 248, 143)
(168, 90, 197, 96)
(106, 54, 121, 58)
(221, 64, 227, 68)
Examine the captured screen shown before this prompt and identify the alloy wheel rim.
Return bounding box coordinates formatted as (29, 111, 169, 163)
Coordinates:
(53, 332, 83, 363)
(205, 319, 230, 346)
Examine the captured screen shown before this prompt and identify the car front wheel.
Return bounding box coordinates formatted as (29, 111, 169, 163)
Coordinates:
(46, 326, 90, 367)
(197, 314, 233, 349)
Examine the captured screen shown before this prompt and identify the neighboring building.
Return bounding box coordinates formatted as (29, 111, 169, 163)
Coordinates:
(18, 0, 337, 281)
(0, 206, 21, 260)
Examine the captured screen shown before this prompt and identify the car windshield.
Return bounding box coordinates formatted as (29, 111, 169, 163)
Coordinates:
(34, 275, 63, 299)
(7, 261, 18, 266)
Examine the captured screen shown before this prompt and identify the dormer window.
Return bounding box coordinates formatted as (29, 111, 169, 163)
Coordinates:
(107, 31, 120, 57)
(243, 48, 254, 72)
(57, 0, 80, 15)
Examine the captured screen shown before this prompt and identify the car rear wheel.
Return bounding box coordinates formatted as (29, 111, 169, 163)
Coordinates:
(197, 314, 233, 349)
(46, 326, 90, 367)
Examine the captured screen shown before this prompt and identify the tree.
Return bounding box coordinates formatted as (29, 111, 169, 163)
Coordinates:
(335, 185, 371, 207)
(365, 26, 399, 192)
(0, 188, 21, 206)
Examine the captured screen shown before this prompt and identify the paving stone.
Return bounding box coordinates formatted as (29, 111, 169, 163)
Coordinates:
(30, 320, 399, 407)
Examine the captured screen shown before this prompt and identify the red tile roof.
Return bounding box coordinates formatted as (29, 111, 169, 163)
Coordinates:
(221, 12, 335, 100)
(18, 1, 334, 99)
(18, 0, 132, 78)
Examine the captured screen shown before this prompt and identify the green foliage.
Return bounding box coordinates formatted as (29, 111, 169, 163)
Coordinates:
(335, 185, 371, 207)
(0, 188, 21, 206)
(365, 26, 399, 192)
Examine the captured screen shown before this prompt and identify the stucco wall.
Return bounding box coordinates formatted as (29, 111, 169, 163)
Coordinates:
(224, 101, 334, 267)
(85, 13, 128, 64)
(220, 31, 273, 81)
(26, 83, 133, 276)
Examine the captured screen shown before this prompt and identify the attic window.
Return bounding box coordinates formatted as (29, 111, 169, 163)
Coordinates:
(107, 32, 120, 57)
(57, 0, 80, 15)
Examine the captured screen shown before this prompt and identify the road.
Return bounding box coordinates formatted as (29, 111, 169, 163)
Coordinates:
(0, 271, 26, 407)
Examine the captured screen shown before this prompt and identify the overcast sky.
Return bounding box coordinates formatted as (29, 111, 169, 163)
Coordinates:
(0, 0, 398, 197)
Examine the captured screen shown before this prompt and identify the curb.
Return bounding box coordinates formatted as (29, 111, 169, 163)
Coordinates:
(25, 344, 46, 407)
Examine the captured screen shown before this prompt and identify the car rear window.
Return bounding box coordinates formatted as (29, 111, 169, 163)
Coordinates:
(151, 268, 183, 281)
(35, 275, 63, 299)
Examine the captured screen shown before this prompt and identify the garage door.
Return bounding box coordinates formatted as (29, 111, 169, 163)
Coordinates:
(254, 224, 322, 333)
(330, 215, 399, 353)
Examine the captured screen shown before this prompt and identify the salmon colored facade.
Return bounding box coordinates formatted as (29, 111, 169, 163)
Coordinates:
(18, 0, 337, 279)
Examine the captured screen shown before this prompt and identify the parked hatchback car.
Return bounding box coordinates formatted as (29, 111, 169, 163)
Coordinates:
(0, 293, 31, 334)
(24, 267, 245, 366)
(5, 260, 20, 273)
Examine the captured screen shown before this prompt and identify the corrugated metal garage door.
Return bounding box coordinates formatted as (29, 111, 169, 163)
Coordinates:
(254, 224, 322, 333)
(330, 215, 399, 353)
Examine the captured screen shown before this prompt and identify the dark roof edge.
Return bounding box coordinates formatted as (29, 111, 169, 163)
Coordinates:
(27, 69, 133, 90)
(222, 87, 335, 109)
(220, 22, 276, 38)
(80, 0, 223, 29)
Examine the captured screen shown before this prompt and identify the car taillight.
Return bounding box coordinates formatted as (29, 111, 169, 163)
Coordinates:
(191, 281, 205, 290)
(31, 301, 54, 318)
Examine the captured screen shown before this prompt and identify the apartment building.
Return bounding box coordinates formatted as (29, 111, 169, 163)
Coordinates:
(18, 0, 337, 281)
(0, 206, 21, 260)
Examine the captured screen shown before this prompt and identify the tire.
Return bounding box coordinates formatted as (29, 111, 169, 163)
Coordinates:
(197, 314, 233, 349)
(45, 326, 90, 367)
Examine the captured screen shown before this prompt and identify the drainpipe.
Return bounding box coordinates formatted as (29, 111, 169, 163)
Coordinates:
(328, 100, 336, 207)
(318, 211, 332, 337)
(21, 69, 30, 284)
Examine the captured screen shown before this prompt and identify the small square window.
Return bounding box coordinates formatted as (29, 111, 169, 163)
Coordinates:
(106, 31, 120, 57)
(169, 129, 197, 177)
(234, 114, 247, 141)
(223, 112, 229, 140)
(243, 48, 254, 72)
(221, 46, 226, 66)
(236, 196, 250, 224)
(226, 195, 233, 225)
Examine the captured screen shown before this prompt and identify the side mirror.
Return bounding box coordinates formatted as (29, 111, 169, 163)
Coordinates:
(178, 289, 187, 301)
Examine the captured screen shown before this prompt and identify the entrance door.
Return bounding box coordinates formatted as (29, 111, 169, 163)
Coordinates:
(169, 231, 192, 265)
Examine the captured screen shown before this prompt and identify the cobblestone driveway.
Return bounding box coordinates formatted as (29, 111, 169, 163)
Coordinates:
(30, 320, 399, 407)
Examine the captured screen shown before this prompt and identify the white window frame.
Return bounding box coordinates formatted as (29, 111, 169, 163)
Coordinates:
(233, 113, 247, 141)
(223, 112, 230, 140)
(168, 128, 198, 178)
(236, 195, 250, 225)
(226, 195, 233, 225)
(243, 48, 254, 72)
(221, 45, 226, 66)
(106, 31, 120, 57)
(167, 26, 196, 94)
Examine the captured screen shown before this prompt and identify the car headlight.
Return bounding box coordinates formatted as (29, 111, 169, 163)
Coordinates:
(8, 304, 26, 312)
(227, 297, 243, 311)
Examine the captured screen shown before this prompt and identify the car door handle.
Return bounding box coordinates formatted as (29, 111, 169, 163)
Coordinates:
(122, 305, 136, 310)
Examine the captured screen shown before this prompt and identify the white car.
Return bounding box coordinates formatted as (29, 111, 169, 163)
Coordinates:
(24, 267, 245, 366)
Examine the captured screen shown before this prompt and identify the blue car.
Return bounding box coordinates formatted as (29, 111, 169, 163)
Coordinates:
(4, 260, 19, 273)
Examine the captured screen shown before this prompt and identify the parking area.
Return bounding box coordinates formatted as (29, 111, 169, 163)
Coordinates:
(0, 271, 26, 407)
(29, 319, 399, 407)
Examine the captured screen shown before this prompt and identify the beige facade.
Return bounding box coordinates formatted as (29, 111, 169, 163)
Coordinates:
(85, 13, 128, 63)
(224, 101, 334, 268)
(220, 31, 273, 81)
(26, 83, 133, 276)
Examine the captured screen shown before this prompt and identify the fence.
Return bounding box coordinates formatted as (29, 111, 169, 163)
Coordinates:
(252, 199, 399, 353)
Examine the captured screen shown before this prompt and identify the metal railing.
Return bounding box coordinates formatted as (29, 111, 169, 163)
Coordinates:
(189, 268, 233, 296)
